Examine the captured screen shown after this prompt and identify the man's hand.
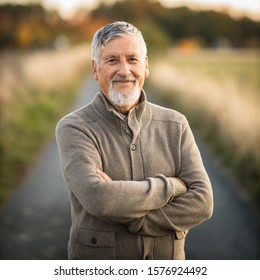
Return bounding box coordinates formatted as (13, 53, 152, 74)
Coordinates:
(174, 177, 188, 197)
(176, 177, 187, 188)
(96, 168, 112, 182)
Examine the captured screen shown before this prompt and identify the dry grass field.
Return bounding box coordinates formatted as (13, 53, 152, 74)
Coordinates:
(1, 46, 259, 203)
(149, 49, 260, 199)
(0, 44, 89, 204)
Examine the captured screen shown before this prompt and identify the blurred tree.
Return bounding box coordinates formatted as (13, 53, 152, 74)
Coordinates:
(139, 20, 171, 51)
(0, 3, 91, 49)
(0, 0, 259, 50)
(90, 0, 172, 49)
(89, 0, 260, 49)
(15, 21, 33, 47)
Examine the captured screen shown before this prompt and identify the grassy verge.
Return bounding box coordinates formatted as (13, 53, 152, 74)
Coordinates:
(148, 49, 260, 201)
(0, 45, 89, 205)
(0, 76, 87, 205)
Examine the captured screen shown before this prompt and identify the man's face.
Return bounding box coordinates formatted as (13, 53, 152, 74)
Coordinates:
(92, 35, 149, 113)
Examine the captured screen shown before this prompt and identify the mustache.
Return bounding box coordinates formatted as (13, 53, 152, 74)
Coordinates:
(111, 76, 137, 83)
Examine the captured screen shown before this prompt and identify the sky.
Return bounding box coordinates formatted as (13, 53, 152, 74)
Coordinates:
(1, 0, 260, 20)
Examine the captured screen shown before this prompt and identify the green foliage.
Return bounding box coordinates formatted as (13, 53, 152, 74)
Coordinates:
(139, 20, 171, 51)
(0, 3, 89, 49)
(1, 0, 259, 50)
(0, 77, 84, 205)
(89, 0, 260, 48)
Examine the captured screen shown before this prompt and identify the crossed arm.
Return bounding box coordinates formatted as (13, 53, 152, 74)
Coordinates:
(56, 116, 213, 237)
(96, 168, 212, 237)
(97, 168, 187, 195)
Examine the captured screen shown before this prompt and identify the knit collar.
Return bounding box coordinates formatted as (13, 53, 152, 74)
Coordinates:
(91, 90, 151, 139)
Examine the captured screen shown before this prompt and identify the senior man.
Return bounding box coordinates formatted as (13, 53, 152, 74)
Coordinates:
(56, 21, 213, 260)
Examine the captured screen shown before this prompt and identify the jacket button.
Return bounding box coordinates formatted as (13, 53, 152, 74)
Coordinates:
(91, 237, 97, 244)
(131, 144, 136, 151)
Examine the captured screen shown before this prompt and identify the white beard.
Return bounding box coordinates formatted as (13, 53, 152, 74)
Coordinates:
(108, 78, 141, 109)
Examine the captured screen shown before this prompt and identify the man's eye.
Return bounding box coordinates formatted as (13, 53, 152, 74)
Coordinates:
(108, 58, 118, 63)
(128, 58, 138, 63)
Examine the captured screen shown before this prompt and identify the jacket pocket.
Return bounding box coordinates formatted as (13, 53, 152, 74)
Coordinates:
(77, 229, 116, 260)
(175, 230, 188, 240)
(173, 231, 188, 260)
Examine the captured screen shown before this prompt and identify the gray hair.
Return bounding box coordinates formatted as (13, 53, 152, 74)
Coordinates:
(91, 21, 147, 63)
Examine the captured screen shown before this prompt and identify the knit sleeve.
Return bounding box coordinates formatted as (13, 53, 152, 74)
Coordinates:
(129, 121, 213, 236)
(56, 116, 182, 224)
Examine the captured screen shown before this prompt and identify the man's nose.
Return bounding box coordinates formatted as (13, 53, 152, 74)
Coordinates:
(117, 60, 131, 76)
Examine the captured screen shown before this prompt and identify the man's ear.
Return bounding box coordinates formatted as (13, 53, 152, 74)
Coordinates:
(145, 56, 149, 78)
(92, 60, 98, 80)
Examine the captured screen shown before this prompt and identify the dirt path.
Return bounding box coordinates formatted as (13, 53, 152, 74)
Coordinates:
(0, 76, 259, 260)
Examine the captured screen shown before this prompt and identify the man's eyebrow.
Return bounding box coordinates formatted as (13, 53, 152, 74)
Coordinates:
(104, 54, 119, 60)
(126, 53, 139, 57)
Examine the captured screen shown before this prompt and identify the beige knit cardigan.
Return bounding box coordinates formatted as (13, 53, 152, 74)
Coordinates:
(56, 91, 213, 260)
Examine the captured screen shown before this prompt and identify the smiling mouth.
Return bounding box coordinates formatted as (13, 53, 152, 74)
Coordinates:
(112, 77, 136, 83)
(113, 80, 133, 84)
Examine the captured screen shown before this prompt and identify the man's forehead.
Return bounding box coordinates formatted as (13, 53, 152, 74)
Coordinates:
(100, 36, 141, 56)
